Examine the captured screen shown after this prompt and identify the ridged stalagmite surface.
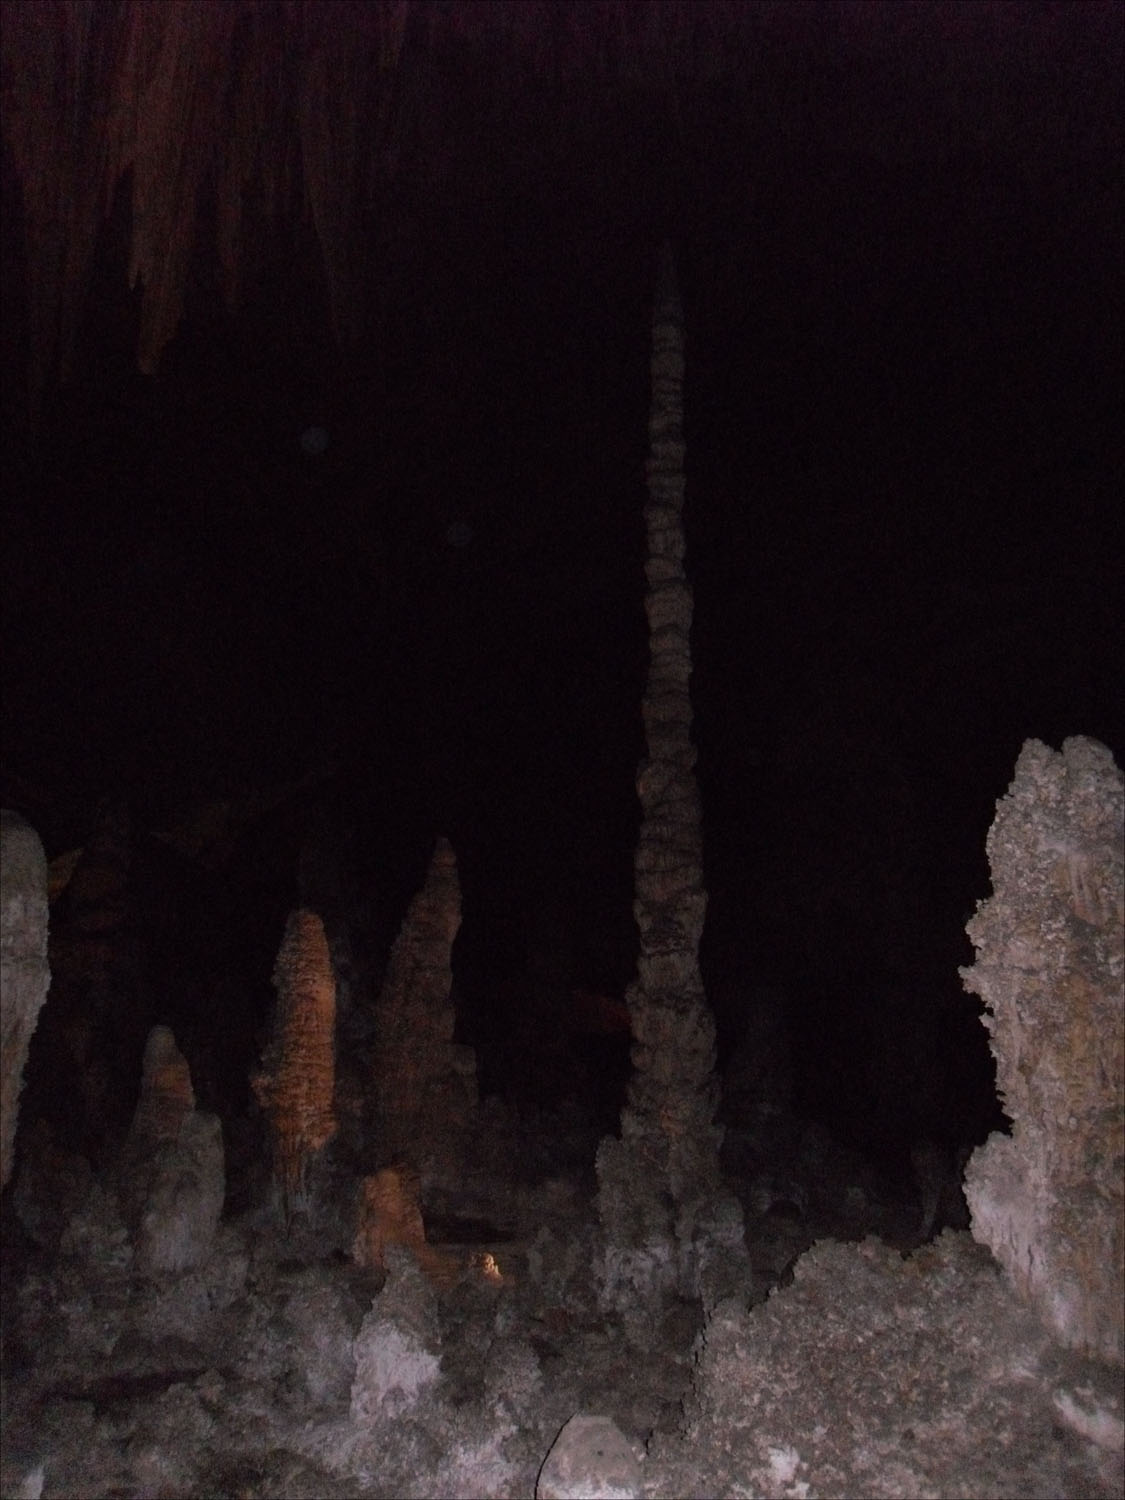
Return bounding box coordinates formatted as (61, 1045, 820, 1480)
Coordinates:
(254, 908, 337, 1217)
(961, 736, 1124, 1366)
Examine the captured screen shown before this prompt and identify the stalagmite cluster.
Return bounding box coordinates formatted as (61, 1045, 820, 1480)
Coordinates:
(596, 247, 746, 1336)
(0, 810, 51, 1190)
(371, 838, 477, 1181)
(253, 908, 338, 1219)
(961, 736, 1124, 1366)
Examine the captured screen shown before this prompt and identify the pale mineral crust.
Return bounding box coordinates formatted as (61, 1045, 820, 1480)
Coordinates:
(961, 736, 1124, 1366)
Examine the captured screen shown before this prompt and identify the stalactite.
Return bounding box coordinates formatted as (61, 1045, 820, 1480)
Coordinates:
(2, 3, 1063, 426)
(0, 0, 407, 413)
(253, 907, 337, 1219)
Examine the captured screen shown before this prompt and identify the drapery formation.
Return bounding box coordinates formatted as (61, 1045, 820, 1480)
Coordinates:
(0, 0, 726, 421)
(2, 0, 1044, 427)
(1, 0, 412, 414)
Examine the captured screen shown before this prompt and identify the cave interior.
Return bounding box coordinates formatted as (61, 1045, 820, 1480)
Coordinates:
(2, 0, 1121, 1350)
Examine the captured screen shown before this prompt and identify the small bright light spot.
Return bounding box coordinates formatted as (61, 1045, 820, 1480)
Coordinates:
(473, 1251, 503, 1284)
(300, 425, 329, 456)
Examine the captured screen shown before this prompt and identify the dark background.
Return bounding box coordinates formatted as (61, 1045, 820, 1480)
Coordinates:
(2, 1, 1121, 1160)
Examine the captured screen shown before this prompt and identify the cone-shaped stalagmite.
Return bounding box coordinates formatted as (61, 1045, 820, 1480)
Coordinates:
(122, 1024, 225, 1274)
(371, 837, 476, 1181)
(253, 909, 337, 1219)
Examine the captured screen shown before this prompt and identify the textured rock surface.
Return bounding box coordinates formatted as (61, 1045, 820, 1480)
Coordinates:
(118, 1024, 224, 1274)
(961, 736, 1124, 1365)
(3, 1146, 1119, 1500)
(350, 1245, 443, 1422)
(253, 909, 338, 1218)
(130, 1024, 196, 1147)
(351, 1166, 461, 1288)
(0, 809, 50, 1189)
(34, 798, 145, 1158)
(596, 247, 745, 1337)
(133, 1110, 226, 1275)
(535, 1413, 642, 1500)
(655, 1234, 1123, 1500)
(371, 837, 477, 1180)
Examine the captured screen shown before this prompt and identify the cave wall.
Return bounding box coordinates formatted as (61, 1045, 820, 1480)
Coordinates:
(0, 809, 51, 1189)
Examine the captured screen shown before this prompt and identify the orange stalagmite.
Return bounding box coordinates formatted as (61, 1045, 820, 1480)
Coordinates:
(253, 908, 337, 1218)
(130, 1024, 195, 1146)
(352, 1166, 461, 1290)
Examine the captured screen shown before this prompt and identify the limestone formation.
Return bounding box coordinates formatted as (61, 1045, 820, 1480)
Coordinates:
(134, 1110, 225, 1275)
(961, 736, 1124, 1365)
(120, 1024, 225, 1274)
(1, 810, 51, 1189)
(596, 246, 746, 1337)
(371, 837, 477, 1181)
(350, 1244, 443, 1423)
(253, 908, 338, 1219)
(351, 1165, 460, 1289)
(117, 1023, 196, 1230)
(131, 1024, 195, 1145)
(535, 1413, 643, 1500)
(41, 797, 137, 1151)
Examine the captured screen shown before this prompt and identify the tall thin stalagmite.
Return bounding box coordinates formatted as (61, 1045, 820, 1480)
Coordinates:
(596, 245, 743, 1338)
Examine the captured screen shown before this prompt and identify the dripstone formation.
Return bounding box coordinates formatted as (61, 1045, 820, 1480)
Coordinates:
(961, 736, 1124, 1366)
(253, 908, 338, 1221)
(121, 1024, 225, 1274)
(371, 837, 477, 1190)
(595, 246, 748, 1340)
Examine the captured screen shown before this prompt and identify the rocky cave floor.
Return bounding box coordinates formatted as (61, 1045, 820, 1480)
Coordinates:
(1, 1106, 1122, 1500)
